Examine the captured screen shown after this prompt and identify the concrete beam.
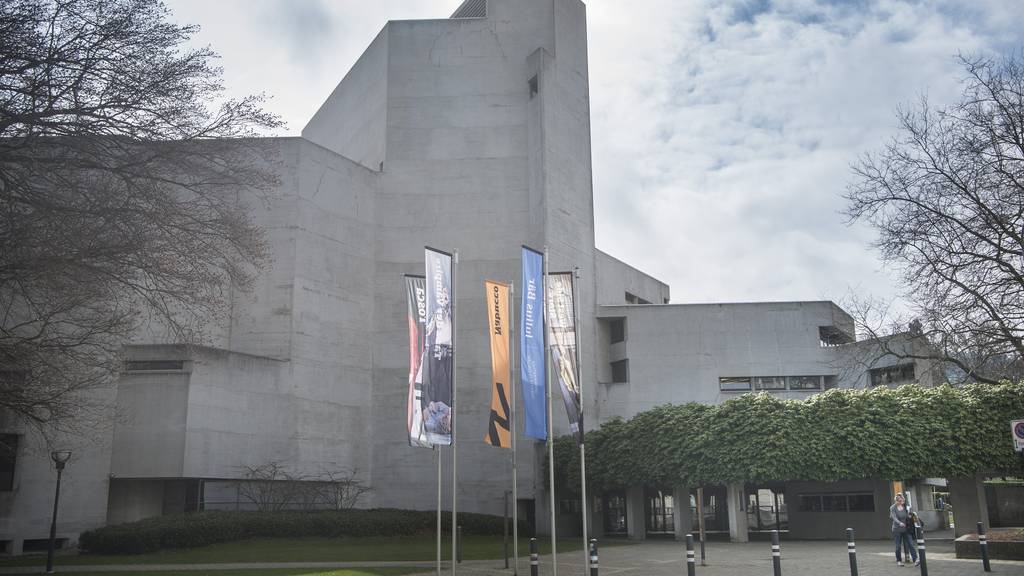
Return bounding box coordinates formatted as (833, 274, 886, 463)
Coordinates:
(948, 475, 990, 538)
(673, 485, 693, 540)
(726, 482, 749, 542)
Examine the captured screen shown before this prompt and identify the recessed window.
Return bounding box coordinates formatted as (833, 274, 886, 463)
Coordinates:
(611, 360, 629, 383)
(719, 377, 751, 391)
(529, 75, 538, 97)
(609, 318, 626, 344)
(799, 493, 874, 512)
(787, 376, 822, 390)
(753, 377, 786, 390)
(823, 375, 839, 390)
(819, 326, 854, 347)
(124, 360, 184, 371)
(0, 435, 18, 491)
(625, 292, 638, 304)
(869, 364, 915, 387)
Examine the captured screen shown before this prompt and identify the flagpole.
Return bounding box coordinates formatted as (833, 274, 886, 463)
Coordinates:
(510, 281, 519, 576)
(436, 446, 442, 576)
(451, 249, 459, 576)
(543, 246, 557, 576)
(573, 266, 589, 575)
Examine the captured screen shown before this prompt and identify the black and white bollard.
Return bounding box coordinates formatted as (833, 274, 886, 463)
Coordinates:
(846, 528, 858, 576)
(589, 539, 599, 576)
(771, 530, 782, 576)
(916, 526, 928, 576)
(530, 537, 539, 576)
(978, 522, 992, 572)
(685, 534, 696, 576)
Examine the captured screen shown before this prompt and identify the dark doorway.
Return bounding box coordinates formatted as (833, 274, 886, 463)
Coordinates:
(602, 490, 628, 536)
(645, 487, 675, 537)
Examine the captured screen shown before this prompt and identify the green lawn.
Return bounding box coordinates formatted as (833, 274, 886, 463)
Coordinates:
(0, 535, 619, 568)
(12, 565, 419, 569)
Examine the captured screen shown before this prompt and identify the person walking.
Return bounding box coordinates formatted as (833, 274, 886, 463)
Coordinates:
(890, 493, 919, 566)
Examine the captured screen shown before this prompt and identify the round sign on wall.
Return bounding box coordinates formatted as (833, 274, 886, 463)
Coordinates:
(1013, 420, 1024, 453)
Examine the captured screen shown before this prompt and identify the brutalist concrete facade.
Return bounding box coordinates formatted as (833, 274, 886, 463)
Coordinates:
(0, 0, 949, 553)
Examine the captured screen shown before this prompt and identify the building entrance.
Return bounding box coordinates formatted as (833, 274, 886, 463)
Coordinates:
(601, 490, 628, 536)
(746, 484, 788, 532)
(645, 487, 675, 536)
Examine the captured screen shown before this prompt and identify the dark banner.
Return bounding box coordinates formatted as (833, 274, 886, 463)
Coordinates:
(484, 280, 512, 448)
(423, 247, 454, 446)
(405, 275, 431, 448)
(520, 246, 547, 440)
(547, 272, 583, 444)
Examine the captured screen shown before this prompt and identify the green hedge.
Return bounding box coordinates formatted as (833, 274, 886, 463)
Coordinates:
(79, 509, 528, 555)
(553, 382, 1024, 492)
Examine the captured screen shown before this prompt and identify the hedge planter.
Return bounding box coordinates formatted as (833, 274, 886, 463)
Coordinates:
(955, 533, 1024, 561)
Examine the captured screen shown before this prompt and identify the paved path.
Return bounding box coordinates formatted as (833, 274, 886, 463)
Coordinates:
(3, 539, 1022, 575)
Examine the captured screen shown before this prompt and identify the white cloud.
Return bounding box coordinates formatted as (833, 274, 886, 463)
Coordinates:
(163, 0, 1024, 311)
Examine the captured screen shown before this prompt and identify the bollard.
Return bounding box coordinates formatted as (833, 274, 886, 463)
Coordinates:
(978, 522, 992, 572)
(530, 537, 539, 576)
(846, 528, 858, 576)
(771, 530, 782, 576)
(916, 525, 928, 576)
(589, 539, 599, 576)
(456, 525, 463, 564)
(685, 534, 696, 576)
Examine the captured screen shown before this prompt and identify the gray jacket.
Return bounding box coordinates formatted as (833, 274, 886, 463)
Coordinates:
(889, 503, 912, 533)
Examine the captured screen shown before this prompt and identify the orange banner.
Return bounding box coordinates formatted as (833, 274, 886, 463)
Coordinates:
(484, 280, 511, 448)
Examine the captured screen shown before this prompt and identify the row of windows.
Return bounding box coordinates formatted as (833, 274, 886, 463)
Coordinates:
(798, 493, 875, 512)
(869, 363, 915, 387)
(719, 375, 837, 392)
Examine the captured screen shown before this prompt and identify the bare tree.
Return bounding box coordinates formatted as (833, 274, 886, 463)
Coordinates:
(235, 461, 372, 512)
(845, 50, 1024, 385)
(0, 0, 282, 431)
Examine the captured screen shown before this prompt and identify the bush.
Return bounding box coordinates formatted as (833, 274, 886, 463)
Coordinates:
(78, 509, 528, 555)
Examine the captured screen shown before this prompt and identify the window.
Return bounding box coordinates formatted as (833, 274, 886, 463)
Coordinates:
(799, 493, 874, 513)
(753, 377, 786, 390)
(528, 75, 538, 97)
(0, 435, 17, 490)
(609, 318, 626, 344)
(719, 377, 751, 391)
(823, 375, 839, 390)
(869, 364, 915, 387)
(611, 360, 629, 383)
(819, 325, 854, 347)
(787, 376, 822, 390)
(124, 360, 184, 371)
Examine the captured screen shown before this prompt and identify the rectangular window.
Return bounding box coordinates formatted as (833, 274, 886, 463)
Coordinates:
(609, 318, 626, 344)
(124, 360, 184, 371)
(787, 376, 822, 390)
(611, 360, 629, 383)
(847, 494, 875, 512)
(869, 364, 916, 387)
(823, 375, 839, 390)
(719, 377, 751, 391)
(798, 495, 822, 512)
(753, 377, 786, 390)
(0, 435, 19, 491)
(799, 493, 874, 512)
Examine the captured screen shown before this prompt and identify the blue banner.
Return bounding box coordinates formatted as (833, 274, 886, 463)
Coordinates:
(520, 246, 547, 440)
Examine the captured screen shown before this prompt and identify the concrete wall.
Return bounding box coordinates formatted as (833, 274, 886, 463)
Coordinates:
(593, 301, 853, 422)
(302, 28, 389, 171)
(595, 250, 670, 306)
(784, 479, 893, 540)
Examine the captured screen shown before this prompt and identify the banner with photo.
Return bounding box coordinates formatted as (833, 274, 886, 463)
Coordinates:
(547, 272, 583, 444)
(484, 280, 512, 448)
(404, 275, 431, 448)
(422, 247, 454, 446)
(520, 246, 547, 440)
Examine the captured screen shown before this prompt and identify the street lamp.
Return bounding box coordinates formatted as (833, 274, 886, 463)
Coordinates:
(45, 450, 71, 574)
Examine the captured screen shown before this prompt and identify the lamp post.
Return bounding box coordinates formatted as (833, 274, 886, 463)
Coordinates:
(45, 450, 71, 574)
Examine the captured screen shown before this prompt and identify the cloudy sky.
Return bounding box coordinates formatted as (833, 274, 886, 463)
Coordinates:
(164, 0, 1024, 309)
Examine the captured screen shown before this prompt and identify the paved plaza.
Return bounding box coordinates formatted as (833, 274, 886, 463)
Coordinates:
(415, 539, 1024, 576)
(5, 539, 1021, 575)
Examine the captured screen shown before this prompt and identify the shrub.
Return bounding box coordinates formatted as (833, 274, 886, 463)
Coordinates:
(78, 509, 528, 555)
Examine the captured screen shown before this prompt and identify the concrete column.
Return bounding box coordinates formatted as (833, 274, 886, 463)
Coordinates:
(625, 484, 646, 540)
(949, 475, 990, 538)
(673, 485, 693, 540)
(726, 482, 749, 542)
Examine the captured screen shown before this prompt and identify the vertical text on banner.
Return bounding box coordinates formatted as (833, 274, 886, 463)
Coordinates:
(520, 246, 547, 440)
(546, 272, 583, 444)
(423, 247, 454, 446)
(405, 275, 431, 448)
(484, 280, 512, 448)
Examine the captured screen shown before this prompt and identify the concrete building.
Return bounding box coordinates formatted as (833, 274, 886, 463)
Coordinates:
(0, 0, 964, 554)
